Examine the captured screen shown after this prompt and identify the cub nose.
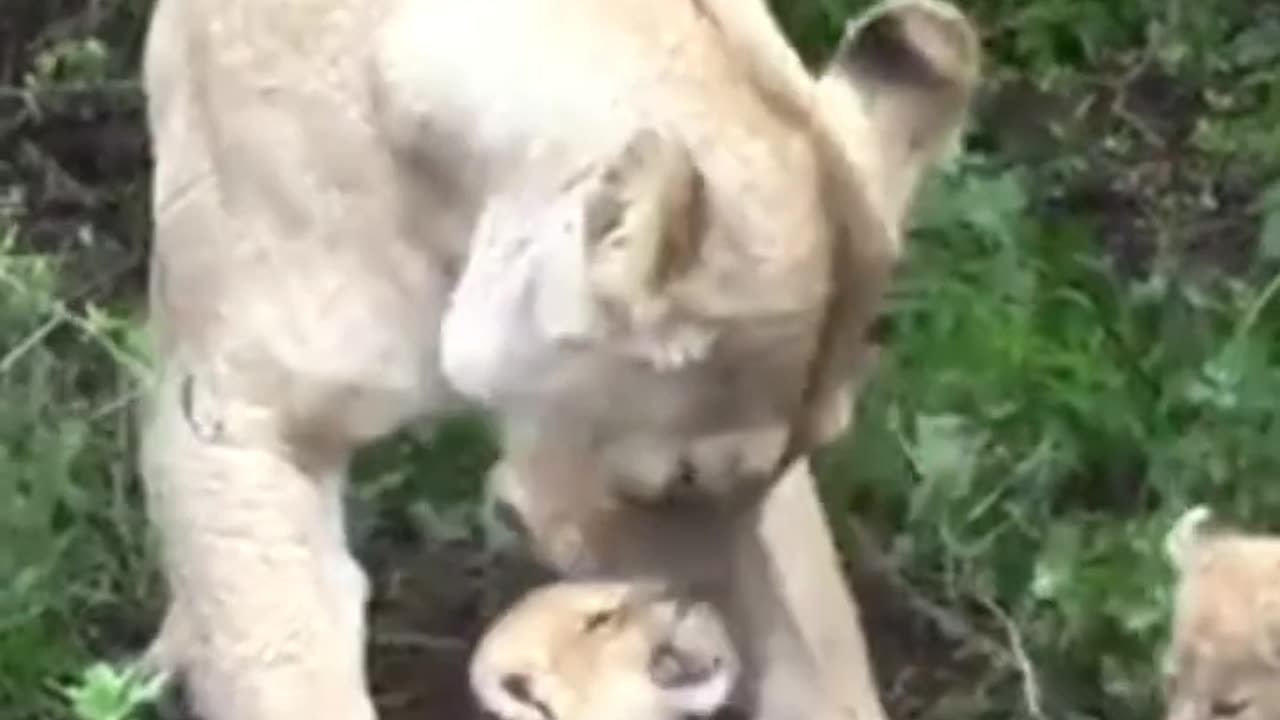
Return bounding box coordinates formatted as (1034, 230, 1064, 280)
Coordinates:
(649, 640, 723, 689)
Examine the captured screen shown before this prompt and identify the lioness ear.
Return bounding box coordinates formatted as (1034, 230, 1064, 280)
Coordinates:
(1164, 505, 1213, 570)
(791, 0, 980, 448)
(582, 129, 706, 326)
(817, 0, 981, 225)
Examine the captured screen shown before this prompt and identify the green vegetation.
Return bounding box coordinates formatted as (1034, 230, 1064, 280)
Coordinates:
(791, 0, 1280, 717)
(2, 0, 1278, 718)
(59, 662, 169, 720)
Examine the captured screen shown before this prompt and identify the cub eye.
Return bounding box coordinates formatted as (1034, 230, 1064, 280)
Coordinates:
(583, 608, 619, 632)
(1210, 697, 1250, 718)
(500, 673, 553, 720)
(501, 673, 533, 702)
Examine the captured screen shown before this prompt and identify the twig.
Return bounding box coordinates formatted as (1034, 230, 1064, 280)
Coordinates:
(0, 312, 63, 372)
(844, 519, 1013, 663)
(371, 691, 416, 711)
(844, 517, 1059, 720)
(0, 80, 143, 133)
(1106, 53, 1165, 147)
(1231, 268, 1280, 345)
(87, 386, 144, 422)
(372, 631, 468, 653)
(0, 80, 142, 102)
(0, 265, 153, 381)
(978, 594, 1048, 720)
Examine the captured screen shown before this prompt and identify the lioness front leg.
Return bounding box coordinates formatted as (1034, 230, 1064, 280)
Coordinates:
(746, 459, 886, 720)
(142, 372, 374, 720)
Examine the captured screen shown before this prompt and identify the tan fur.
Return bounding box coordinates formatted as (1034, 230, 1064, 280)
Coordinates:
(137, 1, 981, 719)
(1163, 507, 1280, 720)
(470, 581, 740, 720)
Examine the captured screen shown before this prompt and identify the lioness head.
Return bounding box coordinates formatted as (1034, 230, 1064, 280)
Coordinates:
(470, 580, 740, 720)
(442, 0, 982, 521)
(1163, 506, 1280, 720)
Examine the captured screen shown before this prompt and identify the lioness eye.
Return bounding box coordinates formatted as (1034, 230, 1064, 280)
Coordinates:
(673, 456, 698, 488)
(583, 608, 618, 632)
(1211, 697, 1250, 718)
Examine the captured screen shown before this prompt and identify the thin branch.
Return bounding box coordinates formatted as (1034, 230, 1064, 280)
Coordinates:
(978, 594, 1048, 720)
(371, 631, 468, 653)
(845, 519, 1013, 663)
(0, 265, 153, 380)
(0, 312, 63, 373)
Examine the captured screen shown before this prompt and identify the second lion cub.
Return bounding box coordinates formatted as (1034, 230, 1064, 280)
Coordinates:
(1162, 506, 1280, 720)
(470, 580, 740, 720)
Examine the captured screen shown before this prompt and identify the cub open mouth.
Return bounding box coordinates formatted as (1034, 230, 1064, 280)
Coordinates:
(649, 641, 724, 689)
(646, 597, 737, 718)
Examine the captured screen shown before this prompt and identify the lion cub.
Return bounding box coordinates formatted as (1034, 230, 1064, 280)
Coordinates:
(470, 580, 740, 720)
(1162, 506, 1280, 720)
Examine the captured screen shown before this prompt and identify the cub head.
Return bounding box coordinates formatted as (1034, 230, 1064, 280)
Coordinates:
(1163, 506, 1280, 720)
(469, 580, 740, 720)
(441, 0, 983, 516)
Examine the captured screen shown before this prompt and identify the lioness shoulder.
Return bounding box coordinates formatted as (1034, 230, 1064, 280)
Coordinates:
(470, 580, 740, 720)
(1162, 506, 1280, 720)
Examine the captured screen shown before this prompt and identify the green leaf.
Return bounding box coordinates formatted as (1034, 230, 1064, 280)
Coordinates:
(906, 413, 986, 498)
(1261, 199, 1280, 260)
(61, 661, 169, 720)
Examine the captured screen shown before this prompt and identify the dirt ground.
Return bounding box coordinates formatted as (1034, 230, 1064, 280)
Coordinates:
(361, 531, 556, 720)
(352, 526, 977, 720)
(135, 523, 972, 720)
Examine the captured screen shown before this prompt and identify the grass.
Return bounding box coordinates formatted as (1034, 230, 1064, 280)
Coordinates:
(817, 153, 1280, 718)
(2, 0, 1279, 719)
(0, 237, 159, 719)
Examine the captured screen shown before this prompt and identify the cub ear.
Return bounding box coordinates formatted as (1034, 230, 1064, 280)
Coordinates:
(580, 128, 707, 325)
(1164, 505, 1213, 571)
(817, 0, 981, 226)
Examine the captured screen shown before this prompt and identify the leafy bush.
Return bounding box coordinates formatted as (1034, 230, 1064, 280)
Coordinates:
(0, 233, 158, 718)
(789, 1, 1280, 717)
(817, 153, 1280, 718)
(59, 662, 168, 720)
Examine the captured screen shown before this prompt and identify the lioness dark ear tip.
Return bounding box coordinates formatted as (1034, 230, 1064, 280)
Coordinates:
(918, 2, 983, 87)
(836, 0, 981, 92)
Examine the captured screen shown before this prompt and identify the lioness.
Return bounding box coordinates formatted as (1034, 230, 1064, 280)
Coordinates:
(1163, 506, 1280, 720)
(470, 580, 739, 720)
(137, 0, 980, 718)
